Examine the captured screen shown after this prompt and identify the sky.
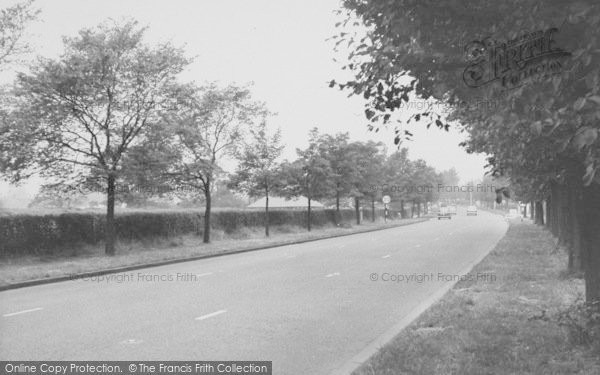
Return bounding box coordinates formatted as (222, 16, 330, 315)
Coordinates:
(0, 0, 487, 208)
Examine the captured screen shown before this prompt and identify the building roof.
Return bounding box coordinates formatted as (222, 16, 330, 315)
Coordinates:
(247, 196, 324, 209)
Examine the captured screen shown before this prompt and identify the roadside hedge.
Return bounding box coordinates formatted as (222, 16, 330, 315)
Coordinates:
(0, 208, 400, 256)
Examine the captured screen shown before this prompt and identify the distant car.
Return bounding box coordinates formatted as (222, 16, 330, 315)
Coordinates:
(467, 205, 478, 216)
(448, 204, 457, 215)
(438, 203, 451, 220)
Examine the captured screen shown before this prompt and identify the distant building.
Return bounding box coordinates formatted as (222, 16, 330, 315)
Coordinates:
(247, 196, 324, 210)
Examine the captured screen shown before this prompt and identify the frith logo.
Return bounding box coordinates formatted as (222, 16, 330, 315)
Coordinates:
(463, 28, 572, 90)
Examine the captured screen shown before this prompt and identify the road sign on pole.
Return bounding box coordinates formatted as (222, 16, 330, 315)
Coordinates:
(382, 195, 390, 223)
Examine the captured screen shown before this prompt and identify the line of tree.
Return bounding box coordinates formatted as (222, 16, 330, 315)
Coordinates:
(332, 0, 600, 303)
(0, 13, 446, 254)
(0, 20, 194, 255)
(234, 127, 444, 235)
(0, 17, 269, 252)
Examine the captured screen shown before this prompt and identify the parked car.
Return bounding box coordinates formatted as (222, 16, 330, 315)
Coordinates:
(467, 205, 478, 216)
(438, 203, 451, 220)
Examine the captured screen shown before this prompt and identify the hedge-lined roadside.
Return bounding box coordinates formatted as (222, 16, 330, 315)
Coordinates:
(0, 217, 427, 288)
(0, 208, 399, 255)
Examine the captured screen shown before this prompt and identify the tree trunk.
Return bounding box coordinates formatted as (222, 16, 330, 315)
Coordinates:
(549, 187, 556, 234)
(203, 180, 211, 243)
(400, 199, 405, 218)
(265, 188, 270, 237)
(105, 173, 116, 255)
(371, 197, 375, 222)
(566, 179, 582, 272)
(548, 198, 551, 225)
(335, 186, 340, 225)
(579, 183, 600, 303)
(307, 197, 312, 232)
(567, 195, 581, 272)
(545, 195, 552, 229)
(553, 188, 561, 239)
(529, 200, 535, 219)
(535, 201, 544, 225)
(551, 183, 564, 241)
(355, 197, 360, 225)
(557, 183, 567, 245)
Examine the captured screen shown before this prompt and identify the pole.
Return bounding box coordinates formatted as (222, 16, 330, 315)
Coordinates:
(384, 203, 388, 223)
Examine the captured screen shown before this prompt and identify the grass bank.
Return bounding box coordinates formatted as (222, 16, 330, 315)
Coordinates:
(354, 220, 600, 375)
(0, 217, 428, 287)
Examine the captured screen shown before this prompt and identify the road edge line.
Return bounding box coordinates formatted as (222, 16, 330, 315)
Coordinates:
(331, 218, 509, 375)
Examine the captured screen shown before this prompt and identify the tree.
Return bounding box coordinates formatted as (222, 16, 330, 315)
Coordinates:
(333, 0, 600, 302)
(0, 0, 38, 69)
(280, 128, 334, 231)
(407, 159, 439, 216)
(381, 151, 439, 218)
(316, 132, 358, 220)
(117, 119, 181, 206)
(0, 20, 190, 254)
(0, 0, 38, 163)
(348, 140, 386, 223)
(382, 148, 412, 217)
(229, 120, 284, 236)
(160, 83, 267, 243)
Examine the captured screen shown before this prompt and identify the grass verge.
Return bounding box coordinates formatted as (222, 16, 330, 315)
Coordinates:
(0, 217, 427, 287)
(354, 220, 600, 375)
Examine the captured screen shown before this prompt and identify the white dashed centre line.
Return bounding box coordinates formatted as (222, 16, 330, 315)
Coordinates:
(120, 338, 143, 345)
(325, 272, 340, 278)
(195, 310, 227, 321)
(196, 272, 213, 277)
(3, 307, 43, 317)
(382, 254, 391, 259)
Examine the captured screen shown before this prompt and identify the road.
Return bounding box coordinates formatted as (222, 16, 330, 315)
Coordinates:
(0, 208, 507, 374)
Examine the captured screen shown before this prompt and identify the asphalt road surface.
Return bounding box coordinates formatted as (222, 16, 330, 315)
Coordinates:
(1, 208, 508, 374)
